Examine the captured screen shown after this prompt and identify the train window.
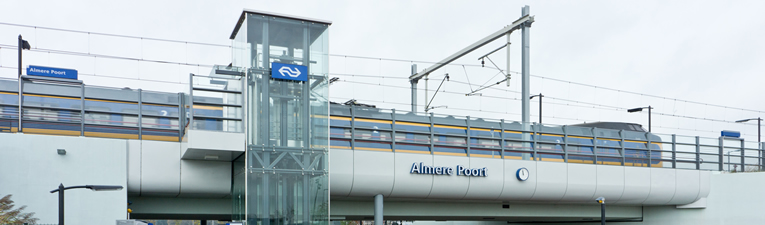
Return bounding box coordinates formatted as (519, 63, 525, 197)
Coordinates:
(470, 138, 500, 148)
(354, 129, 391, 141)
(435, 136, 466, 146)
(141, 117, 179, 129)
(142, 104, 179, 117)
(329, 127, 350, 138)
(23, 95, 81, 109)
(395, 133, 430, 144)
(537, 143, 563, 152)
(84, 99, 138, 114)
(598, 139, 621, 148)
(567, 145, 594, 155)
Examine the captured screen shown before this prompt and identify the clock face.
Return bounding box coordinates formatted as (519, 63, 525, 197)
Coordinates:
(516, 168, 529, 181)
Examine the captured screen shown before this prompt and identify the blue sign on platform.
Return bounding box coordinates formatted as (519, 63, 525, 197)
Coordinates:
(27, 65, 78, 80)
(271, 62, 307, 82)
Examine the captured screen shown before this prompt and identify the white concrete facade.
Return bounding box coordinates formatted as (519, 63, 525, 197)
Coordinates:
(0, 133, 127, 225)
(330, 149, 711, 205)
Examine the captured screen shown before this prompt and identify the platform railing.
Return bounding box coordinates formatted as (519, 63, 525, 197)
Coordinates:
(0, 77, 184, 141)
(329, 104, 765, 172)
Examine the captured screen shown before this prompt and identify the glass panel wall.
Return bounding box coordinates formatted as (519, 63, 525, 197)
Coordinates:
(236, 11, 330, 225)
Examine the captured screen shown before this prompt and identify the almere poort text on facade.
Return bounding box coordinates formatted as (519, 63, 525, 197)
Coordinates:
(409, 162, 487, 177)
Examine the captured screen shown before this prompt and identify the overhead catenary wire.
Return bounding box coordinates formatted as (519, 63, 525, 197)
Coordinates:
(334, 79, 763, 127)
(327, 96, 745, 138)
(2, 21, 763, 114)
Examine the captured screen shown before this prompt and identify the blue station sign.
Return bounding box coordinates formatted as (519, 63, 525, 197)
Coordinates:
(271, 62, 308, 82)
(27, 65, 78, 80)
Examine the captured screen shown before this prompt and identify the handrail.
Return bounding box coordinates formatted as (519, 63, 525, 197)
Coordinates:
(329, 105, 765, 172)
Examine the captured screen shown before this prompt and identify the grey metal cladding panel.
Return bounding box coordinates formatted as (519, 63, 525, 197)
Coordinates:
(560, 163, 597, 202)
(389, 152, 433, 198)
(349, 150, 394, 196)
(499, 160, 537, 200)
(667, 169, 700, 204)
(127, 140, 142, 195)
(565, 126, 593, 136)
(329, 149, 354, 197)
(140, 140, 181, 196)
(85, 86, 139, 102)
(142, 91, 180, 105)
(595, 128, 621, 139)
(616, 167, 651, 204)
(178, 160, 231, 198)
(432, 116, 466, 127)
(593, 165, 625, 203)
(469, 119, 501, 130)
(464, 157, 503, 200)
(530, 161, 567, 201)
(428, 155, 470, 199)
(0, 79, 18, 92)
(623, 130, 648, 141)
(538, 125, 564, 134)
(24, 82, 80, 97)
(396, 113, 430, 123)
(643, 168, 676, 205)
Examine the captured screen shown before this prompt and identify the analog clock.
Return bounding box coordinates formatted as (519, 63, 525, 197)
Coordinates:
(516, 167, 529, 181)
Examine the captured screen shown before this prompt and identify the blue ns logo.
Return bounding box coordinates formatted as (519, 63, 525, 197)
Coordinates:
(271, 62, 308, 82)
(278, 66, 301, 78)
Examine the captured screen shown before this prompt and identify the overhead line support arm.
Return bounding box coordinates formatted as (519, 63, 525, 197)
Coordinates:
(408, 15, 534, 81)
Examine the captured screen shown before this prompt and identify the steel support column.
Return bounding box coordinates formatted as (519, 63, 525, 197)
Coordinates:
(374, 194, 383, 225)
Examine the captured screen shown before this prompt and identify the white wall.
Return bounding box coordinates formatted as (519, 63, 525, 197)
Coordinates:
(330, 149, 711, 205)
(0, 133, 127, 225)
(610, 171, 765, 225)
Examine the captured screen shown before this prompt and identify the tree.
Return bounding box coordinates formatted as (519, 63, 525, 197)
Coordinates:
(0, 194, 39, 224)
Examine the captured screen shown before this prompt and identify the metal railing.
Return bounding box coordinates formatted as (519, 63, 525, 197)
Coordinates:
(329, 104, 765, 172)
(0, 77, 185, 141)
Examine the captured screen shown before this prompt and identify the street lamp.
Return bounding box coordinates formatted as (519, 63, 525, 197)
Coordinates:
(530, 93, 543, 124)
(595, 197, 605, 225)
(627, 106, 653, 132)
(50, 183, 123, 225)
(736, 118, 762, 171)
(17, 35, 30, 133)
(736, 117, 762, 146)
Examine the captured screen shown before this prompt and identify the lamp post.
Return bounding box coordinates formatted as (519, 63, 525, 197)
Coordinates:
(595, 197, 605, 225)
(49, 183, 123, 225)
(530, 93, 543, 124)
(17, 35, 30, 133)
(736, 118, 762, 170)
(627, 106, 653, 132)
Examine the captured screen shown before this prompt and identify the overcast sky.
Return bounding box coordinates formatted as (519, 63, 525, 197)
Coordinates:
(0, 0, 764, 143)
